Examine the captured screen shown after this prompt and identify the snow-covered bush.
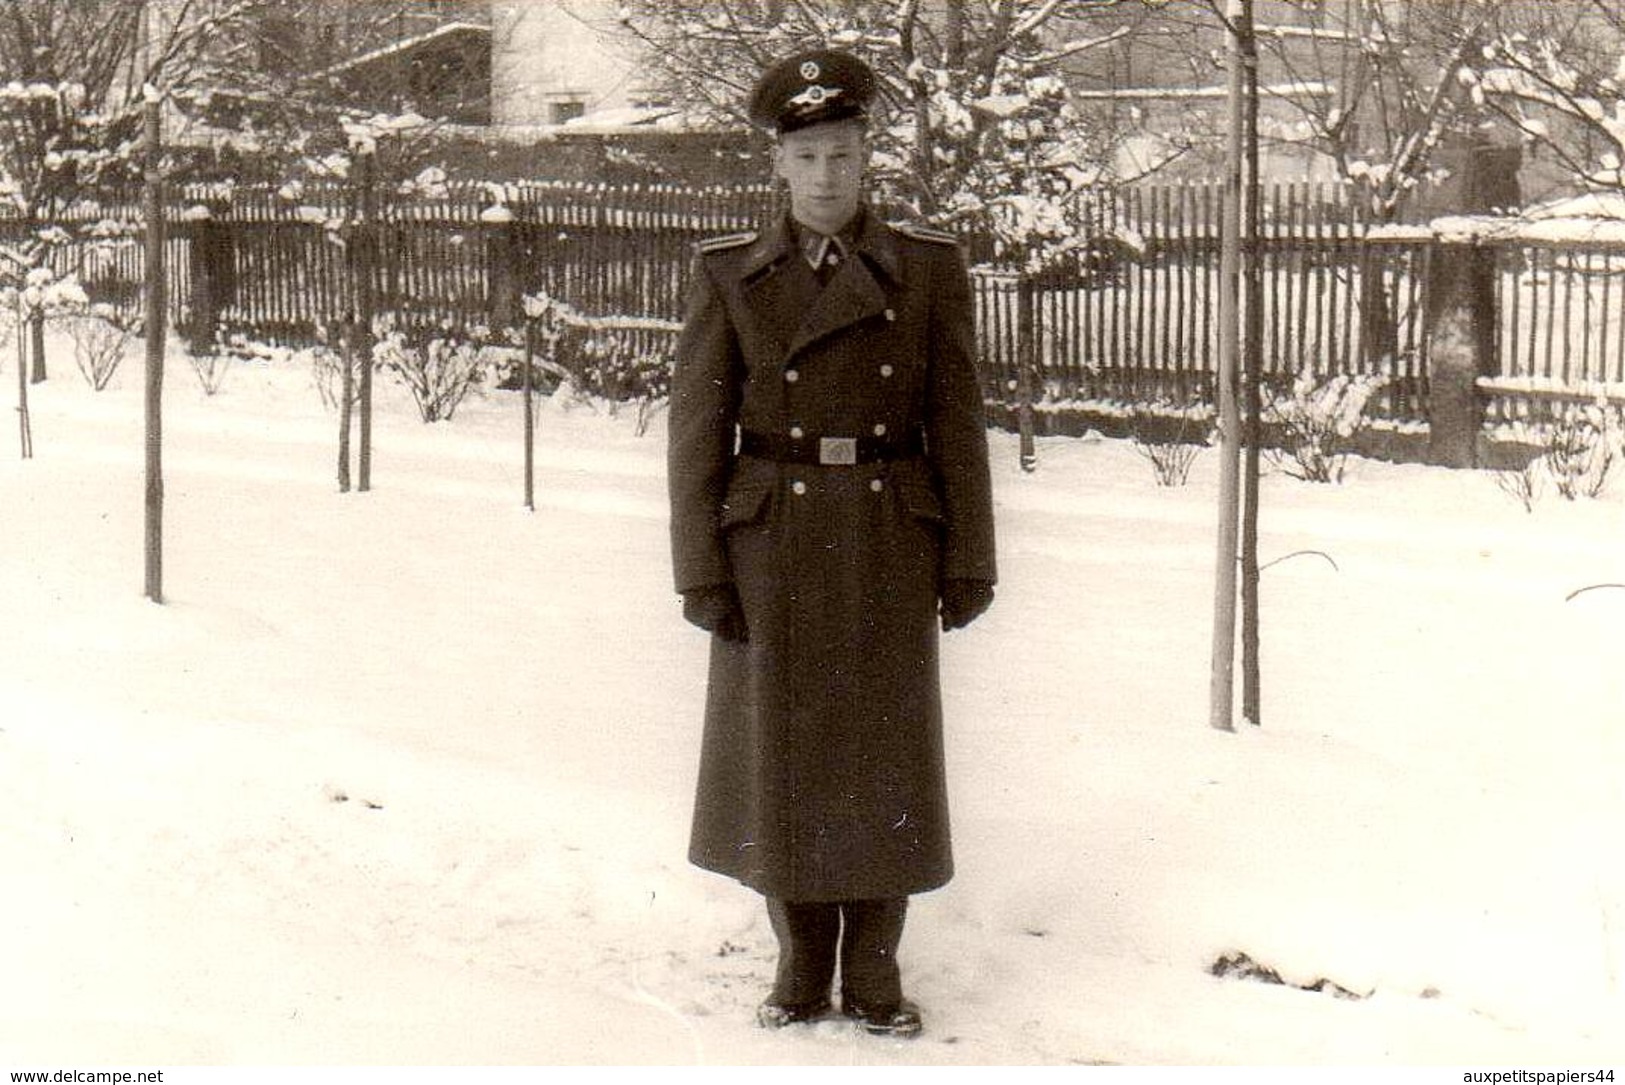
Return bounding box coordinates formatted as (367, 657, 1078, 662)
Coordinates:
(300, 340, 346, 412)
(1490, 403, 1621, 510)
(522, 292, 677, 436)
(188, 350, 232, 396)
(65, 305, 134, 391)
(518, 291, 574, 393)
(2, 264, 88, 321)
(562, 321, 675, 437)
(1492, 428, 1544, 513)
(374, 316, 491, 423)
(1540, 398, 1622, 501)
(1130, 398, 1213, 487)
(1265, 371, 1386, 484)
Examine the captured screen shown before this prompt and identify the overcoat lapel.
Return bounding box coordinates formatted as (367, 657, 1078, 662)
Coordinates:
(739, 213, 896, 364)
(785, 255, 888, 360)
(738, 220, 806, 360)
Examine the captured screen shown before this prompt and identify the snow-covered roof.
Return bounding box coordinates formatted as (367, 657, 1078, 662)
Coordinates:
(1522, 191, 1625, 222)
(318, 22, 491, 79)
(436, 110, 727, 143)
(1366, 202, 1625, 246)
(561, 105, 685, 130)
(1070, 80, 1334, 102)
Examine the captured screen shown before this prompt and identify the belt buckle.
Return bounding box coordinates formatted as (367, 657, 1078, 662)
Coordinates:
(819, 437, 858, 466)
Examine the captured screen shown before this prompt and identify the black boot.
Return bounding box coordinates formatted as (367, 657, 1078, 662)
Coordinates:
(759, 898, 839, 1028)
(756, 997, 833, 1029)
(842, 997, 923, 1038)
(837, 898, 922, 1038)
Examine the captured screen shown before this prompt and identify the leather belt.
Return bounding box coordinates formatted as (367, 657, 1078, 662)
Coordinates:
(739, 428, 924, 466)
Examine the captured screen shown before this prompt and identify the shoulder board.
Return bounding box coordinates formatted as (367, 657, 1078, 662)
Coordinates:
(890, 221, 959, 246)
(697, 231, 759, 254)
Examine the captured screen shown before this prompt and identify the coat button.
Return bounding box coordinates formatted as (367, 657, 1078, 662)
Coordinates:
(870, 478, 884, 492)
(872, 423, 887, 437)
(879, 364, 894, 378)
(884, 308, 896, 322)
(789, 425, 804, 439)
(791, 480, 807, 495)
(785, 369, 800, 383)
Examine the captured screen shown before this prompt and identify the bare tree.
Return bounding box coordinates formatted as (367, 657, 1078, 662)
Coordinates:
(1476, 0, 1625, 199)
(0, 0, 274, 382)
(1147, 1, 1499, 368)
(1145, 0, 1501, 221)
(614, 0, 1164, 264)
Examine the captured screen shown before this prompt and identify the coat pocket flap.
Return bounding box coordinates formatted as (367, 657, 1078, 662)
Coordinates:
(720, 482, 774, 529)
(896, 481, 944, 523)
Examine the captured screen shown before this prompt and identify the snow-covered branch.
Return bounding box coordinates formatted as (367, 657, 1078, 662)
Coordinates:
(1030, 25, 1135, 67)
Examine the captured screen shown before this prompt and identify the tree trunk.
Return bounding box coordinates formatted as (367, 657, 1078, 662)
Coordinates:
(945, 0, 965, 66)
(898, 8, 937, 217)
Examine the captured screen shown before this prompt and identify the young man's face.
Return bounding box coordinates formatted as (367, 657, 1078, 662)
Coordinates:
(774, 119, 867, 236)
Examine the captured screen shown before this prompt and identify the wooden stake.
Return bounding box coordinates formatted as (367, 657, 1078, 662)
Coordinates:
(338, 324, 355, 492)
(143, 96, 166, 604)
(15, 295, 31, 458)
(523, 318, 536, 511)
(356, 151, 376, 492)
(1210, 0, 1247, 732)
(1238, 0, 1264, 728)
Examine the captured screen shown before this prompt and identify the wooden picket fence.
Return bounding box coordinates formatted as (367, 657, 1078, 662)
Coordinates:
(1490, 239, 1625, 415)
(971, 182, 1438, 425)
(14, 177, 1625, 434)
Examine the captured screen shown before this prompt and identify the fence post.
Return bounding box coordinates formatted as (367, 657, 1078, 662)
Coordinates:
(355, 152, 376, 492)
(483, 201, 517, 331)
(1423, 232, 1495, 468)
(184, 202, 229, 354)
(1016, 271, 1037, 472)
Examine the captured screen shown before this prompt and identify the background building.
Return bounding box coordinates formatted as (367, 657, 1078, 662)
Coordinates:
(490, 0, 664, 128)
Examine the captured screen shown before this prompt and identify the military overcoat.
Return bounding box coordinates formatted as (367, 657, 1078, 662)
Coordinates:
(668, 209, 996, 902)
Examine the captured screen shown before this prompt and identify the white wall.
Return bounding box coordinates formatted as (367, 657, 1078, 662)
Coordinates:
(490, 0, 642, 125)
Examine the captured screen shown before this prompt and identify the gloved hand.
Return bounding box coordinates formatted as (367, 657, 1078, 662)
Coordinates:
(682, 583, 749, 642)
(939, 579, 995, 632)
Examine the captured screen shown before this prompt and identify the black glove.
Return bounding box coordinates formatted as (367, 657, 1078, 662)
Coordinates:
(682, 583, 749, 642)
(940, 579, 994, 632)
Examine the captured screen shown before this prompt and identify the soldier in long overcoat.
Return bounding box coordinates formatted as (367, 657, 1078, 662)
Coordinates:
(667, 48, 997, 1038)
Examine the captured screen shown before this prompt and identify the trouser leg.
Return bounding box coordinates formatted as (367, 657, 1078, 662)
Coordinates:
(838, 897, 908, 1008)
(765, 898, 840, 1006)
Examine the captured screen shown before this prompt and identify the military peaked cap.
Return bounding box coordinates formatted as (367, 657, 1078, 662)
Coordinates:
(747, 48, 875, 134)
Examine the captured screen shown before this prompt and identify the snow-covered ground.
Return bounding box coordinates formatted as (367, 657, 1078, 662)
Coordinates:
(2, 332, 1622, 1067)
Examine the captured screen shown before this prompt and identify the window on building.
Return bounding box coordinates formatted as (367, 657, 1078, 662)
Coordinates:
(548, 99, 586, 125)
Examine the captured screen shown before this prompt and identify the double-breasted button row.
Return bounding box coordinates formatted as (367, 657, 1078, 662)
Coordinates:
(789, 478, 886, 495)
(786, 364, 893, 382)
(785, 422, 891, 438)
